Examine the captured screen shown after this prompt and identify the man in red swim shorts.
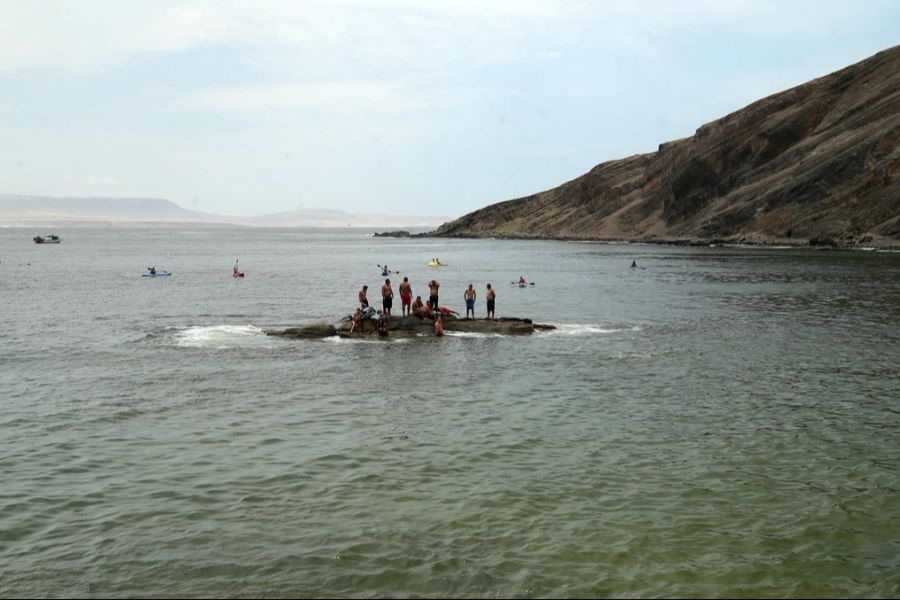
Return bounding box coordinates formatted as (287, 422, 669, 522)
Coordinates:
(399, 276, 413, 316)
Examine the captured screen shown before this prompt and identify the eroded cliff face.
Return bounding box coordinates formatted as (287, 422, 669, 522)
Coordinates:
(434, 46, 900, 246)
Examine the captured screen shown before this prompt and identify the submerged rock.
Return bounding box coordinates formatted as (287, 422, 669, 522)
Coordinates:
(266, 323, 337, 338)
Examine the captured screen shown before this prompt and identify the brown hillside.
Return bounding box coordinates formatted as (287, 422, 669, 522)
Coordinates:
(433, 46, 900, 247)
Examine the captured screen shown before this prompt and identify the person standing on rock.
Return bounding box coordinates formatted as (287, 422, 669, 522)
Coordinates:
(381, 279, 394, 316)
(399, 277, 413, 316)
(359, 285, 369, 309)
(486, 283, 496, 320)
(464, 283, 477, 319)
(428, 279, 440, 311)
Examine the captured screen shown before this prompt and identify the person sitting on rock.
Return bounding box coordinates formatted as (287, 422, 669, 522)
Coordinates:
(411, 295, 425, 318)
(349, 307, 362, 333)
(376, 310, 389, 337)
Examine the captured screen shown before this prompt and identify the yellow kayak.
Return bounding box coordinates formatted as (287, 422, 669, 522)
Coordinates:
(427, 259, 448, 267)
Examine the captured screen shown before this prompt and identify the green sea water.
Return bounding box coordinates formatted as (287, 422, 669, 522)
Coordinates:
(1, 226, 898, 598)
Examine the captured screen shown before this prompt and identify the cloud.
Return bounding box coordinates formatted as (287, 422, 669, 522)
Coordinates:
(0, 0, 568, 73)
(184, 80, 482, 113)
(61, 175, 120, 187)
(1, 0, 893, 77)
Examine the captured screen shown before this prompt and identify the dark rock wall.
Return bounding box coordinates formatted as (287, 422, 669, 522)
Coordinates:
(433, 45, 900, 246)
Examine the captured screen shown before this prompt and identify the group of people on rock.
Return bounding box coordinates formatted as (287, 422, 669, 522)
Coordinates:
(349, 277, 497, 337)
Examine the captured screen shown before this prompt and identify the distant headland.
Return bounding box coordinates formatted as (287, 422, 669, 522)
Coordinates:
(0, 195, 448, 229)
(430, 45, 900, 249)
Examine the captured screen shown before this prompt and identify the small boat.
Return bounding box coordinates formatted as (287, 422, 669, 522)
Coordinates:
(233, 271, 245, 278)
(427, 259, 447, 267)
(33, 235, 61, 244)
(143, 270, 171, 277)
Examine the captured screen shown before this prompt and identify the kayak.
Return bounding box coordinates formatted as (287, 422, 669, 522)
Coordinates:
(233, 272, 245, 278)
(143, 271, 171, 277)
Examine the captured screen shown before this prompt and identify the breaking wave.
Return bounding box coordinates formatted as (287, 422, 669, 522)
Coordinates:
(173, 325, 265, 348)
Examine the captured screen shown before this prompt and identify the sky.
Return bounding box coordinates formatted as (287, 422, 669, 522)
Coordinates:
(1, 1, 898, 219)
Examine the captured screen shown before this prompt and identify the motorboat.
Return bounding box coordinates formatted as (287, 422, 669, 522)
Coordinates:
(33, 235, 61, 244)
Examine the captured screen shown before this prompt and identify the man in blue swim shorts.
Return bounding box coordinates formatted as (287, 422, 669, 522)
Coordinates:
(464, 283, 476, 319)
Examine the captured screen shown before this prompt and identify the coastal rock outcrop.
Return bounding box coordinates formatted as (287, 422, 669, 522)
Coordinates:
(265, 315, 553, 338)
(432, 45, 900, 248)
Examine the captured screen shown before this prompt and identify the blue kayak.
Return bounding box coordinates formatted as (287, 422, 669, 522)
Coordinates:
(142, 271, 171, 277)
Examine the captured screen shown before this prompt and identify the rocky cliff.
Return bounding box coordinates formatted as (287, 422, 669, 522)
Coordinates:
(433, 46, 900, 247)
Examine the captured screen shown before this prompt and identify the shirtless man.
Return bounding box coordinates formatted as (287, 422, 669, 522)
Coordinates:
(376, 310, 389, 337)
(411, 295, 425, 318)
(486, 283, 496, 320)
(463, 283, 477, 319)
(381, 279, 394, 316)
(399, 277, 413, 316)
(359, 285, 369, 309)
(428, 279, 440, 311)
(434, 314, 444, 337)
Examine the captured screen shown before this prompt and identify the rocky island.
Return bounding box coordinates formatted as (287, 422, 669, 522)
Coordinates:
(266, 314, 554, 339)
(431, 45, 900, 248)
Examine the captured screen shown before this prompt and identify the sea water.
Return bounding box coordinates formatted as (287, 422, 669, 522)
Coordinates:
(1, 226, 898, 598)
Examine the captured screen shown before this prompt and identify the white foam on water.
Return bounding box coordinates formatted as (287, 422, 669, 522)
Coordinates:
(542, 323, 641, 336)
(444, 331, 505, 338)
(323, 336, 410, 344)
(173, 325, 265, 348)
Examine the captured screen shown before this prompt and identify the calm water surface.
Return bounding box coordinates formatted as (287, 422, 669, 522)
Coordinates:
(1, 226, 898, 598)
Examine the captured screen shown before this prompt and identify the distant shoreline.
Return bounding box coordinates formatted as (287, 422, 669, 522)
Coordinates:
(418, 231, 900, 250)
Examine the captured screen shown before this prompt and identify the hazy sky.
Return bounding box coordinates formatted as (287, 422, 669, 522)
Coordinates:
(1, 1, 898, 218)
